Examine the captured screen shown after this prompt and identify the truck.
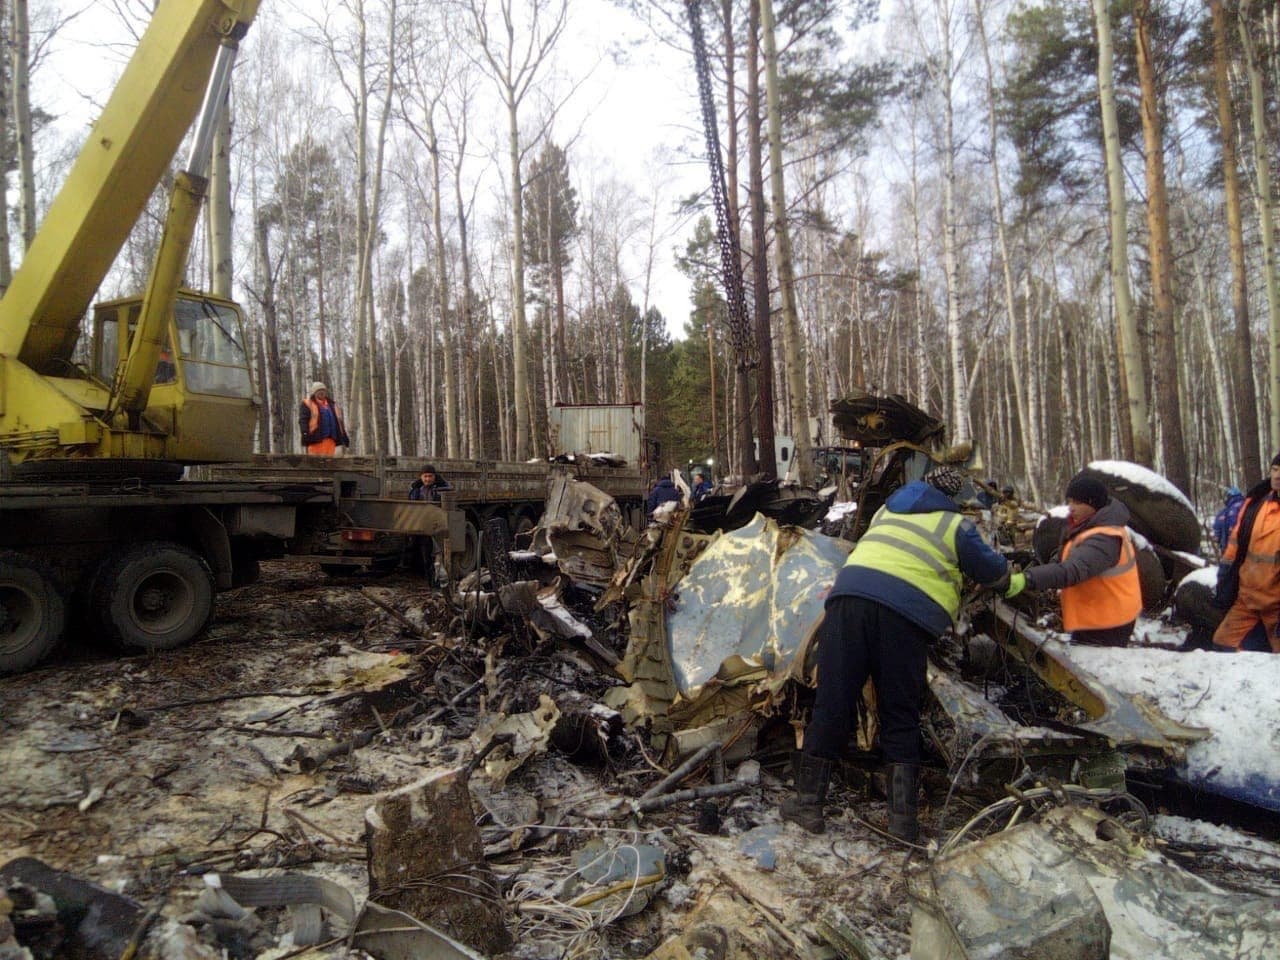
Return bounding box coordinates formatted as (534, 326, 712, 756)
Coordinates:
(199, 403, 649, 575)
(0, 3, 646, 675)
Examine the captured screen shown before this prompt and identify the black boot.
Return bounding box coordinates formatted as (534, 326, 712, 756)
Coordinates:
(780, 751, 833, 834)
(887, 763, 921, 842)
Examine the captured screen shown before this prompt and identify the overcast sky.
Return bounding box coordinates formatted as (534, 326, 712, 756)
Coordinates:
(37, 0, 707, 339)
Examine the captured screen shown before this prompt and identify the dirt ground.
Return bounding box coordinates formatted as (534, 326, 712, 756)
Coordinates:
(0, 562, 926, 959)
(3, 562, 1277, 959)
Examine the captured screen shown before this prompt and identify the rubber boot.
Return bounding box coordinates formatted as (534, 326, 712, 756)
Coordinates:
(780, 751, 833, 834)
(887, 763, 921, 842)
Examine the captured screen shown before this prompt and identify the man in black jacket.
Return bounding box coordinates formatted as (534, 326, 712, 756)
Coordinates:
(408, 466, 452, 578)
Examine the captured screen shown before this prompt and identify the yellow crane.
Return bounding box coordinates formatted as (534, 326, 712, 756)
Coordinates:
(0, 0, 262, 475)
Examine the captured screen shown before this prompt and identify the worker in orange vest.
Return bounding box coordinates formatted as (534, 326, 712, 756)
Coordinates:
(1211, 453, 1280, 652)
(1004, 472, 1142, 647)
(298, 381, 350, 456)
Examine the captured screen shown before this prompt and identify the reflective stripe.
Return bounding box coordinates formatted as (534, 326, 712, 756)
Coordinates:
(858, 530, 954, 580)
(844, 509, 966, 620)
(1096, 555, 1137, 578)
(1244, 551, 1280, 565)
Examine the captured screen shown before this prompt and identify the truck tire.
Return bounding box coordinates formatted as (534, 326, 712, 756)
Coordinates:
(449, 518, 482, 579)
(0, 551, 65, 673)
(91, 542, 215, 653)
(510, 510, 537, 539)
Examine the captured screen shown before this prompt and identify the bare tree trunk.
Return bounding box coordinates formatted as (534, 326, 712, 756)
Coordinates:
(255, 214, 286, 452)
(760, 0, 810, 483)
(1092, 0, 1150, 464)
(1211, 0, 1261, 482)
(1240, 0, 1280, 452)
(923, 0, 971, 444)
(1134, 0, 1188, 493)
(445, 86, 482, 458)
(467, 0, 568, 461)
(974, 0, 1040, 504)
(0, 0, 12, 292)
(746, 1, 774, 478)
(425, 120, 460, 458)
(11, 0, 35, 251)
(209, 86, 233, 298)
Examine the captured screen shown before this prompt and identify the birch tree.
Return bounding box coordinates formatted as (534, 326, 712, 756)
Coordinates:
(301, 0, 402, 454)
(974, 0, 1040, 504)
(1210, 0, 1260, 482)
(10, 0, 34, 250)
(759, 0, 811, 483)
(1132, 0, 1187, 492)
(400, 15, 464, 457)
(464, 0, 568, 461)
(905, 0, 970, 443)
(1091, 0, 1150, 465)
(1240, 0, 1280, 451)
(0, 0, 11, 291)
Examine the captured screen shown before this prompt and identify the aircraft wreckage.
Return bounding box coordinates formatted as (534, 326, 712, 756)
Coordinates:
(3, 392, 1278, 958)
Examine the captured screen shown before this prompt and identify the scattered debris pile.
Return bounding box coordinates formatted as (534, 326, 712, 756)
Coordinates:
(3, 459, 1279, 959)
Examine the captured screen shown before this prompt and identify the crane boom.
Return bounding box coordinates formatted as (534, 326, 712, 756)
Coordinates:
(0, 0, 260, 370)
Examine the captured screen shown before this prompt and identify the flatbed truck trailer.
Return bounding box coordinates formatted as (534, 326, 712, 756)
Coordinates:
(199, 454, 648, 574)
(0, 478, 453, 674)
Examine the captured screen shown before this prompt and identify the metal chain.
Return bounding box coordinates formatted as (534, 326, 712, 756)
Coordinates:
(685, 0, 757, 371)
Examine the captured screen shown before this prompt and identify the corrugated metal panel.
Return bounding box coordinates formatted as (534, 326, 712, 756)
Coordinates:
(549, 404, 643, 463)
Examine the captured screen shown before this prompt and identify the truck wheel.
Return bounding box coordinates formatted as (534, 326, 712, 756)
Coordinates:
(0, 551, 65, 673)
(511, 510, 537, 539)
(91, 543, 215, 652)
(449, 519, 482, 579)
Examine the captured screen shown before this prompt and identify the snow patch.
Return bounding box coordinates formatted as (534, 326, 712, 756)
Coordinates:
(1088, 459, 1195, 512)
(1180, 565, 1219, 589)
(1060, 644, 1280, 798)
(825, 500, 857, 522)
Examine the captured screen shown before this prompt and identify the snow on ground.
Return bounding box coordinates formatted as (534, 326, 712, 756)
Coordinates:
(824, 499, 856, 522)
(1089, 459, 1195, 511)
(1153, 814, 1280, 862)
(1057, 642, 1280, 802)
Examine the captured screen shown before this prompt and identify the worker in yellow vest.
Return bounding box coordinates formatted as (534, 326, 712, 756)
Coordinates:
(781, 466, 1011, 842)
(1004, 471, 1142, 647)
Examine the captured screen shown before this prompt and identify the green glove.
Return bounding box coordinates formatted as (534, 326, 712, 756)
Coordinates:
(1004, 572, 1027, 598)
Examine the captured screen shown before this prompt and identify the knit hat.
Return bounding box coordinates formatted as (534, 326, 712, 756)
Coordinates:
(924, 465, 965, 497)
(309, 381, 327, 395)
(1064, 472, 1109, 510)
(421, 464, 438, 475)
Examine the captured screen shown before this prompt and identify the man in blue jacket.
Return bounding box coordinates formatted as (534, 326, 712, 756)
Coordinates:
(646, 473, 682, 518)
(781, 466, 1010, 841)
(1213, 486, 1245, 554)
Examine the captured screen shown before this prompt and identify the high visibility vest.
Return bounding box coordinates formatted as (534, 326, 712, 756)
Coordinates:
(304, 397, 342, 437)
(844, 507, 966, 620)
(1059, 524, 1142, 631)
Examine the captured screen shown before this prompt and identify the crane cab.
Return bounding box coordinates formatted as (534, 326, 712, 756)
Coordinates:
(90, 291, 257, 464)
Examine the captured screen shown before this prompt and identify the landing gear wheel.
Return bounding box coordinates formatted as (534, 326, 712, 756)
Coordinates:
(91, 542, 214, 653)
(0, 551, 65, 673)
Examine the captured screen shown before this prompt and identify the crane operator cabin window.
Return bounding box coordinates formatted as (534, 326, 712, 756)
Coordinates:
(173, 298, 252, 398)
(93, 298, 252, 398)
